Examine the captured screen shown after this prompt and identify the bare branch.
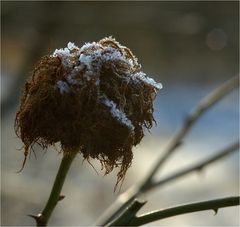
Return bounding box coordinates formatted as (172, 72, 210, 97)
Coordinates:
(103, 142, 239, 226)
(95, 76, 239, 226)
(128, 196, 240, 226)
(145, 141, 239, 191)
(106, 199, 147, 227)
(141, 76, 239, 189)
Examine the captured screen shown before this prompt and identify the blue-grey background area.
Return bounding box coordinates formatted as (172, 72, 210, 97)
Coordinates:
(1, 1, 239, 226)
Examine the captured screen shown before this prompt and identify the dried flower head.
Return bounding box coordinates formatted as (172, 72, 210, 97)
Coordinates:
(15, 37, 162, 186)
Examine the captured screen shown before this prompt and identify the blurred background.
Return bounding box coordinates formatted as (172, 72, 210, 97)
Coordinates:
(1, 1, 239, 226)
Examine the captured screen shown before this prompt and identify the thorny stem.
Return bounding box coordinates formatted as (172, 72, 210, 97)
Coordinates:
(106, 199, 147, 227)
(95, 76, 239, 225)
(105, 141, 239, 226)
(128, 196, 240, 226)
(145, 141, 239, 191)
(33, 151, 77, 226)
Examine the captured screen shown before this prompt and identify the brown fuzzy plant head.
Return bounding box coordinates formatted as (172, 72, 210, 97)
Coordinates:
(15, 36, 162, 188)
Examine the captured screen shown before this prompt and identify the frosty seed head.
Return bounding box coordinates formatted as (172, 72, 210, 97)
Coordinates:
(15, 37, 162, 187)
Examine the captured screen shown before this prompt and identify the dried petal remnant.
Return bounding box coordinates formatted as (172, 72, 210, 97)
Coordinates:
(15, 37, 162, 185)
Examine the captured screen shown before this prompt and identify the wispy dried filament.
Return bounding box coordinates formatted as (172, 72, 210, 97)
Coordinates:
(15, 37, 162, 185)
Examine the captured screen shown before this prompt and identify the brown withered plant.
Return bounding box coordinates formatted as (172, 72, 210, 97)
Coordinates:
(15, 37, 162, 187)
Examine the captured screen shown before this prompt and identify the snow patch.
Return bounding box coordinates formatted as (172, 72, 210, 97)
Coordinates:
(52, 39, 162, 95)
(56, 81, 69, 94)
(66, 67, 83, 85)
(132, 72, 163, 90)
(52, 42, 80, 68)
(67, 42, 78, 50)
(101, 96, 134, 130)
(80, 42, 102, 52)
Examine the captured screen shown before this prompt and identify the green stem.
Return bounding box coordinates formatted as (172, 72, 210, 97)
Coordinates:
(129, 196, 240, 226)
(35, 152, 77, 226)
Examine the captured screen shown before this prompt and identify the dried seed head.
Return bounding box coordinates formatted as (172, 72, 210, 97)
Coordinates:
(15, 37, 162, 187)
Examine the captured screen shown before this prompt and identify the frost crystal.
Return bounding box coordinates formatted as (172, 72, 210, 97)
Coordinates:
(132, 72, 163, 90)
(52, 47, 72, 68)
(67, 42, 78, 50)
(66, 66, 84, 86)
(101, 96, 134, 130)
(52, 42, 80, 68)
(80, 42, 102, 52)
(79, 53, 96, 78)
(52, 37, 162, 93)
(56, 81, 69, 94)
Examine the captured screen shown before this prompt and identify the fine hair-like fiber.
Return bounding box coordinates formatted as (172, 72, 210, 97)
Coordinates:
(15, 37, 162, 187)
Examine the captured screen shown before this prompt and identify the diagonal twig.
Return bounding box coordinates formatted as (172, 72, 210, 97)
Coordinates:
(144, 141, 239, 191)
(106, 199, 147, 227)
(141, 75, 239, 190)
(95, 76, 239, 226)
(106, 141, 239, 226)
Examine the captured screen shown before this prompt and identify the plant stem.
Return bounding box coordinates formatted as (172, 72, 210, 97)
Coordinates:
(141, 76, 239, 190)
(34, 151, 77, 226)
(146, 141, 239, 191)
(95, 76, 239, 226)
(106, 199, 147, 227)
(129, 196, 240, 226)
(105, 142, 239, 226)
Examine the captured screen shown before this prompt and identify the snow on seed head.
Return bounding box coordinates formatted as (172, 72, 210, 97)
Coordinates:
(15, 36, 162, 189)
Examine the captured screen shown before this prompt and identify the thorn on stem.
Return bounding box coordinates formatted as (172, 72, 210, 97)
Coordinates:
(175, 140, 183, 149)
(58, 195, 65, 201)
(197, 166, 203, 173)
(213, 208, 218, 215)
(197, 167, 205, 176)
(28, 213, 42, 221)
(28, 213, 46, 226)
